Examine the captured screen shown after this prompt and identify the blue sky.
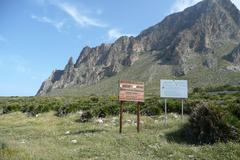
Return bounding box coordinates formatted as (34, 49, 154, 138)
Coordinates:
(0, 0, 240, 96)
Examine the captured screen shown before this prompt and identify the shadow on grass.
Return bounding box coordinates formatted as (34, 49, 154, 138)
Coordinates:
(165, 125, 196, 145)
(69, 129, 107, 135)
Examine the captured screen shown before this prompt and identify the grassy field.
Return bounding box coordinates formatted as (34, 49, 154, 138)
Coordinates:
(1, 111, 240, 160)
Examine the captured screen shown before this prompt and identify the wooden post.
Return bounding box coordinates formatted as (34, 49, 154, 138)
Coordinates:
(119, 101, 123, 133)
(137, 102, 140, 133)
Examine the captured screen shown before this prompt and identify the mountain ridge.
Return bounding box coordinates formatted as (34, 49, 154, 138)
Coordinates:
(37, 0, 240, 96)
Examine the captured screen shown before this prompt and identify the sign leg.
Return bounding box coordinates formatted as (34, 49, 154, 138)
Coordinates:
(137, 102, 140, 133)
(164, 99, 167, 126)
(181, 99, 184, 120)
(119, 101, 123, 134)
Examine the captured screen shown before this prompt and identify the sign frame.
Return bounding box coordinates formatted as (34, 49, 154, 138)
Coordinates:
(160, 79, 188, 125)
(119, 80, 144, 102)
(160, 80, 188, 99)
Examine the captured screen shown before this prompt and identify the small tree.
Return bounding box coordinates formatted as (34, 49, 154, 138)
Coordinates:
(184, 103, 239, 144)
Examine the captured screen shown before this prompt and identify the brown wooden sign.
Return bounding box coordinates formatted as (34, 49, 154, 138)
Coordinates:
(118, 80, 144, 133)
(119, 80, 144, 102)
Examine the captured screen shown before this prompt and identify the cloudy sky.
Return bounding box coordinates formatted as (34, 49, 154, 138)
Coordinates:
(0, 0, 240, 96)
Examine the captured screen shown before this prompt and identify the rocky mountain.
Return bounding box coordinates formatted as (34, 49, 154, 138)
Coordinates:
(37, 0, 240, 96)
(225, 44, 240, 64)
(224, 44, 240, 71)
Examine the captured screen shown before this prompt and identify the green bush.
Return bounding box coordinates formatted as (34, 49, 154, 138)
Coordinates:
(123, 102, 137, 114)
(193, 87, 204, 93)
(3, 102, 20, 114)
(141, 97, 162, 116)
(97, 109, 106, 118)
(91, 101, 119, 117)
(229, 103, 240, 119)
(166, 100, 181, 113)
(224, 113, 240, 129)
(78, 111, 93, 123)
(21, 103, 36, 116)
(141, 106, 161, 116)
(183, 103, 239, 144)
(56, 103, 71, 117)
(21, 103, 52, 116)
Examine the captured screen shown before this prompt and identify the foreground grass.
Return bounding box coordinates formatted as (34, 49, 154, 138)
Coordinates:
(0, 112, 240, 160)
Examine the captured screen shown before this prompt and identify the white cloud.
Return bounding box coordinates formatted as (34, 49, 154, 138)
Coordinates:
(170, 0, 240, 13)
(108, 28, 134, 40)
(57, 2, 106, 28)
(170, 0, 202, 13)
(31, 14, 65, 32)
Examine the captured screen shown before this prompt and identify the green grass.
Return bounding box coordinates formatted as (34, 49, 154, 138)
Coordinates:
(1, 112, 240, 160)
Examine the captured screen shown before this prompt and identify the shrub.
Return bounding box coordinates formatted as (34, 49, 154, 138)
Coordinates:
(229, 103, 240, 119)
(167, 100, 181, 113)
(97, 109, 106, 118)
(3, 102, 20, 114)
(78, 111, 93, 123)
(90, 96, 99, 103)
(0, 141, 7, 150)
(224, 113, 240, 129)
(56, 103, 70, 117)
(123, 102, 137, 114)
(92, 100, 119, 117)
(141, 97, 162, 116)
(193, 87, 204, 93)
(21, 103, 37, 116)
(106, 101, 119, 115)
(183, 103, 239, 144)
(141, 106, 161, 116)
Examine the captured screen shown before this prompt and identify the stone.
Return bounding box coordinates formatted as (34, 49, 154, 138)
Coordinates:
(71, 140, 77, 144)
(96, 118, 104, 124)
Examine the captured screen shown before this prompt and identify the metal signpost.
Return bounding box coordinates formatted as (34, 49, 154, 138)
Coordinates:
(160, 80, 188, 125)
(119, 80, 144, 133)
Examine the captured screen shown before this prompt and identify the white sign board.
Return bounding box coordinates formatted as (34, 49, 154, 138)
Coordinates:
(160, 80, 188, 98)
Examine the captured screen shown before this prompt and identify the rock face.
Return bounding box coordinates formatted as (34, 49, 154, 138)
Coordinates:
(37, 38, 144, 95)
(224, 44, 240, 64)
(224, 43, 240, 71)
(36, 0, 240, 96)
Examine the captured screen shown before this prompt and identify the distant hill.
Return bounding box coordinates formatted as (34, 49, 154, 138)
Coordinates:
(37, 0, 240, 96)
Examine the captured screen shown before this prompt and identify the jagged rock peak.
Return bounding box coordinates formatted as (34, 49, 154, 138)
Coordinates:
(74, 44, 112, 68)
(214, 0, 240, 25)
(67, 57, 74, 66)
(64, 57, 74, 70)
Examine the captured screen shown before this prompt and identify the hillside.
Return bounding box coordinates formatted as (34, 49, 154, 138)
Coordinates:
(37, 0, 240, 96)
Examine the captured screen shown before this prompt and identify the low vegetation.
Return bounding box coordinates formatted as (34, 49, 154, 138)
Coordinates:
(0, 85, 240, 159)
(181, 103, 239, 144)
(1, 112, 240, 160)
